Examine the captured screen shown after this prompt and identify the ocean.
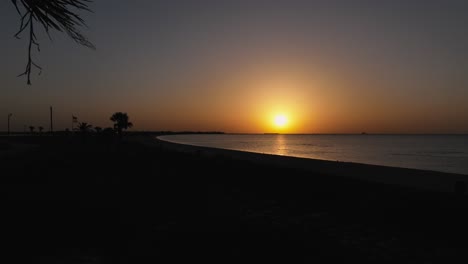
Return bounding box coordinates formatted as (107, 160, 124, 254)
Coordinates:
(159, 134, 468, 175)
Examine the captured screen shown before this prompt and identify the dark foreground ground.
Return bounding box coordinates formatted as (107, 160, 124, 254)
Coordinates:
(1, 135, 468, 263)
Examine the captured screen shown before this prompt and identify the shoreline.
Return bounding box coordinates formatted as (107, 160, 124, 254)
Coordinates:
(4, 135, 468, 262)
(155, 136, 468, 194)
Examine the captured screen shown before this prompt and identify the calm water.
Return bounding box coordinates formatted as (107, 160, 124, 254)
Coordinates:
(159, 134, 468, 175)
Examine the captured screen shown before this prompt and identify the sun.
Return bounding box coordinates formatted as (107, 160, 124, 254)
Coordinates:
(273, 114, 288, 128)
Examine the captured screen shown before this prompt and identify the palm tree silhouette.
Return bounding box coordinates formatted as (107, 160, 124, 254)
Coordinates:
(76, 122, 93, 134)
(29, 126, 35, 134)
(38, 126, 44, 134)
(11, 0, 95, 85)
(110, 112, 133, 138)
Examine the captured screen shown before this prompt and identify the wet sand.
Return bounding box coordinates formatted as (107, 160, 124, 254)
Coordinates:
(1, 134, 468, 263)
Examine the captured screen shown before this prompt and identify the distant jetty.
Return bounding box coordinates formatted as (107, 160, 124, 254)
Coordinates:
(264, 133, 279, 135)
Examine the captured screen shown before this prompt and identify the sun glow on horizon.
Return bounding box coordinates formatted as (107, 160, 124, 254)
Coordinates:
(273, 114, 288, 128)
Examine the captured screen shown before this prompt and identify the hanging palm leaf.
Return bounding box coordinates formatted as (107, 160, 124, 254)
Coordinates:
(11, 0, 95, 84)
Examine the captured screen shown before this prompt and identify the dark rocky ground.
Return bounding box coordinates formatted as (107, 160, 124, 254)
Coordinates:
(1, 134, 468, 263)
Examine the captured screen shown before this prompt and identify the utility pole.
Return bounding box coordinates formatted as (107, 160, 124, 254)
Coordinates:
(7, 113, 12, 136)
(50, 106, 54, 134)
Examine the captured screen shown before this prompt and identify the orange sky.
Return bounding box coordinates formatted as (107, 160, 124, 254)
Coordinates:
(1, 1, 468, 134)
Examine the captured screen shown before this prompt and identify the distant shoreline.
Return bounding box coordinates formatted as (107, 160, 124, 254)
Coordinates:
(2, 131, 467, 136)
(155, 136, 468, 194)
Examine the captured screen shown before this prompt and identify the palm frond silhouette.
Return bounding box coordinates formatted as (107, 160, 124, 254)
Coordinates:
(11, 0, 95, 84)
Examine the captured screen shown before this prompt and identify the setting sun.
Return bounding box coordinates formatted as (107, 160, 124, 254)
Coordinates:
(274, 114, 288, 128)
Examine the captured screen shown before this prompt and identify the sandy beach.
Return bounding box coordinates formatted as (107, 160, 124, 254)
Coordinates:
(2, 134, 468, 263)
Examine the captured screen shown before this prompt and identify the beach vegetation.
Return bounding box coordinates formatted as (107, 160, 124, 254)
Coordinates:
(110, 112, 133, 139)
(76, 122, 93, 135)
(10, 0, 95, 84)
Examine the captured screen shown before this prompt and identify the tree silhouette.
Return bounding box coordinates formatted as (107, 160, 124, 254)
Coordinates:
(29, 126, 35, 134)
(11, 0, 95, 84)
(38, 126, 44, 134)
(110, 112, 133, 138)
(94, 126, 102, 133)
(76, 122, 93, 134)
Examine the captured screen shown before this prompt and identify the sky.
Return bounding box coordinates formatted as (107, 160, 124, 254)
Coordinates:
(1, 0, 468, 134)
